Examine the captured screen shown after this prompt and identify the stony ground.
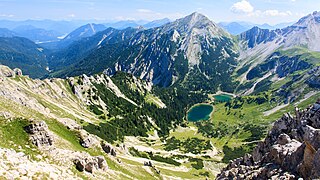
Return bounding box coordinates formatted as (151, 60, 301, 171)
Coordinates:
(217, 101, 320, 179)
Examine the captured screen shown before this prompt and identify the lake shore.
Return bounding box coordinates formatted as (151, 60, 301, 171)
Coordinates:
(212, 91, 237, 98)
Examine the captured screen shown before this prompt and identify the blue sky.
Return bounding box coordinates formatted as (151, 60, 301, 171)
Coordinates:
(0, 0, 319, 24)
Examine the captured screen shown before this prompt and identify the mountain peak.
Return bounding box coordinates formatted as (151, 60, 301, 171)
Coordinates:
(166, 12, 222, 34)
(184, 12, 210, 24)
(295, 11, 320, 27)
(189, 12, 204, 17)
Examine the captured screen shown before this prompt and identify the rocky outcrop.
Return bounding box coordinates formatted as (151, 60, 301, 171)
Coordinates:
(24, 120, 54, 147)
(217, 100, 320, 179)
(239, 26, 278, 49)
(144, 161, 160, 174)
(101, 142, 117, 157)
(73, 156, 108, 173)
(79, 131, 99, 148)
(0, 65, 15, 78)
(246, 52, 311, 81)
(306, 66, 320, 88)
(13, 68, 22, 76)
(0, 66, 22, 78)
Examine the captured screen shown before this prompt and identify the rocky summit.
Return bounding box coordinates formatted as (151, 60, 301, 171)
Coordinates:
(217, 100, 320, 179)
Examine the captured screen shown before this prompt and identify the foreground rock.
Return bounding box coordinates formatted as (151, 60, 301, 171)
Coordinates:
(0, 148, 78, 179)
(217, 100, 320, 179)
(24, 120, 54, 147)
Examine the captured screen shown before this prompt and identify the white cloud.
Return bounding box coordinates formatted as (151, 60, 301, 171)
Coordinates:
(231, 0, 293, 18)
(248, 10, 293, 17)
(68, 14, 76, 18)
(135, 8, 182, 21)
(0, 14, 14, 18)
(137, 9, 153, 13)
(264, 10, 292, 16)
(231, 0, 254, 14)
(114, 16, 136, 21)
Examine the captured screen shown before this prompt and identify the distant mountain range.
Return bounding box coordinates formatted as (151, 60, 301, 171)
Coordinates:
(12, 25, 63, 43)
(0, 18, 296, 45)
(0, 19, 172, 48)
(219, 21, 294, 35)
(0, 18, 171, 35)
(0, 19, 82, 35)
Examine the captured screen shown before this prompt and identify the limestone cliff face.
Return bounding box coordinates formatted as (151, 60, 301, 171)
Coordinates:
(217, 100, 320, 179)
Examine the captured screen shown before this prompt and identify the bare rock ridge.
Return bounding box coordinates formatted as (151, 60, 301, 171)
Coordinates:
(217, 100, 320, 179)
(240, 11, 320, 51)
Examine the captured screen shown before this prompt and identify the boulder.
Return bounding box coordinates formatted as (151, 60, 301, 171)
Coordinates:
(303, 125, 320, 149)
(13, 68, 22, 76)
(24, 121, 48, 134)
(74, 159, 85, 172)
(101, 142, 117, 156)
(73, 156, 108, 173)
(96, 156, 108, 170)
(84, 162, 95, 173)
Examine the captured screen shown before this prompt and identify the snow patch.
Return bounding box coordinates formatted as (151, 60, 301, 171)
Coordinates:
(97, 34, 108, 46)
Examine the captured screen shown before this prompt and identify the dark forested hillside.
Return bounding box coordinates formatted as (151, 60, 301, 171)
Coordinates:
(0, 37, 48, 78)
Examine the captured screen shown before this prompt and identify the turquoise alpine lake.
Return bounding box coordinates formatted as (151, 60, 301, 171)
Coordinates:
(214, 94, 232, 102)
(187, 104, 214, 122)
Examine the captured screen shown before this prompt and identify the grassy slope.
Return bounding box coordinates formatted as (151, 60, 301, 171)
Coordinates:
(0, 76, 160, 179)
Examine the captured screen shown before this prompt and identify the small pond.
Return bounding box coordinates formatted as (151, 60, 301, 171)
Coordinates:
(214, 94, 233, 103)
(187, 104, 214, 122)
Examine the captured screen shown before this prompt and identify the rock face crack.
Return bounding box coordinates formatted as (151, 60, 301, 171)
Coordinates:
(217, 100, 320, 180)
